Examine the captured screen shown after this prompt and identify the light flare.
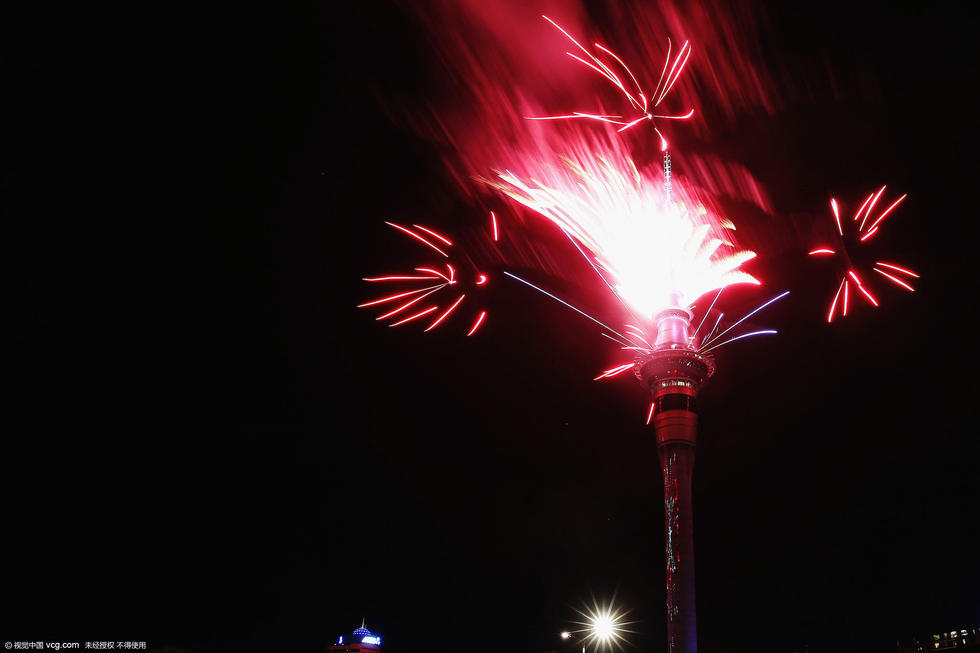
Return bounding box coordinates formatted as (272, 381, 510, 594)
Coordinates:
(568, 597, 637, 651)
(491, 146, 759, 318)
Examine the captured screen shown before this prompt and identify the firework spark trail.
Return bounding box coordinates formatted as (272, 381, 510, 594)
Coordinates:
(876, 262, 919, 278)
(527, 16, 694, 149)
(811, 188, 918, 322)
(425, 294, 466, 332)
(389, 305, 439, 327)
(601, 332, 632, 348)
(624, 328, 653, 349)
(383, 221, 449, 257)
(466, 310, 487, 336)
(357, 284, 445, 308)
(830, 197, 842, 236)
(505, 267, 784, 383)
(873, 267, 915, 291)
(847, 270, 878, 307)
(363, 275, 441, 282)
(540, 16, 645, 111)
(704, 311, 724, 343)
(360, 222, 493, 335)
(594, 363, 636, 380)
(411, 224, 454, 246)
(858, 186, 886, 232)
(699, 329, 778, 355)
(700, 291, 790, 348)
(690, 287, 723, 341)
(375, 286, 446, 321)
(503, 271, 633, 347)
(827, 278, 845, 323)
(862, 194, 907, 240)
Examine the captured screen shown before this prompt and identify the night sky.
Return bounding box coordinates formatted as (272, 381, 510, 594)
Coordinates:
(6, 1, 979, 652)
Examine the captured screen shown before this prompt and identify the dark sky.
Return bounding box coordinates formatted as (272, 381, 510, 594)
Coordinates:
(6, 1, 979, 652)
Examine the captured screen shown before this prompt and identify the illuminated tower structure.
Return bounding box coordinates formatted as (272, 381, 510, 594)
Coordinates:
(330, 620, 382, 653)
(635, 300, 714, 653)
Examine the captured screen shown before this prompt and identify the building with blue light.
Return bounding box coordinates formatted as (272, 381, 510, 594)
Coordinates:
(330, 620, 382, 653)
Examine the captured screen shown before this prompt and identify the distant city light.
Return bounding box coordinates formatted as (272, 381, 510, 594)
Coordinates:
(560, 631, 571, 640)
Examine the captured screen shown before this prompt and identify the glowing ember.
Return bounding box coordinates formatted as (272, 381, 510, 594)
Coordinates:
(810, 190, 918, 322)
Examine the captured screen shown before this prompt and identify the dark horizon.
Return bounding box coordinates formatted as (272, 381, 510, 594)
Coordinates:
(5, 0, 979, 651)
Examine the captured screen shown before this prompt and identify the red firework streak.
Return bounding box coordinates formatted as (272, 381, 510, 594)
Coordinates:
(527, 16, 694, 151)
(809, 188, 918, 322)
(359, 218, 494, 336)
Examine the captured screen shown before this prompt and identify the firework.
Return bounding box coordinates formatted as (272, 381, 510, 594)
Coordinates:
(359, 220, 492, 336)
(491, 145, 758, 320)
(809, 188, 918, 323)
(527, 16, 694, 150)
(493, 142, 787, 419)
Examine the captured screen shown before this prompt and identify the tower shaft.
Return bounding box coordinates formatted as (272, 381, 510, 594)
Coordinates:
(638, 306, 711, 653)
(655, 410, 697, 653)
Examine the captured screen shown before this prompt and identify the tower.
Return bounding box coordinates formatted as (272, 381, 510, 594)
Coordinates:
(636, 303, 714, 653)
